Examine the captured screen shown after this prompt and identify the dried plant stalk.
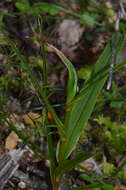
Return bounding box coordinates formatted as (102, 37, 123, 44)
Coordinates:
(0, 149, 24, 189)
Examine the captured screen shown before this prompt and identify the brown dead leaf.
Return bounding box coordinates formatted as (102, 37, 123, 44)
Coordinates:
(31, 157, 42, 163)
(5, 131, 19, 150)
(21, 112, 41, 127)
(22, 114, 34, 126)
(28, 112, 41, 120)
(115, 185, 126, 190)
(7, 114, 20, 125)
(80, 161, 94, 170)
(47, 112, 53, 121)
(75, 161, 94, 172)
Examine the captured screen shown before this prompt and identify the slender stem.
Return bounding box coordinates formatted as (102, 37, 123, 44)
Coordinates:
(52, 174, 62, 190)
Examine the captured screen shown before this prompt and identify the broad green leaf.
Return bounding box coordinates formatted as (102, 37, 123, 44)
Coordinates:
(110, 101, 123, 109)
(33, 3, 60, 15)
(0, 11, 15, 19)
(78, 66, 93, 80)
(47, 43, 78, 104)
(71, 184, 101, 190)
(102, 185, 114, 190)
(71, 184, 114, 190)
(56, 152, 92, 175)
(63, 34, 124, 160)
(80, 174, 94, 184)
(33, 3, 80, 18)
(80, 13, 96, 27)
(15, 1, 30, 12)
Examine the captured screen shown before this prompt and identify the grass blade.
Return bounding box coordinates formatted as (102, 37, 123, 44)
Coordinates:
(6, 38, 65, 137)
(47, 43, 78, 104)
(63, 33, 124, 160)
(47, 131, 57, 184)
(56, 152, 92, 175)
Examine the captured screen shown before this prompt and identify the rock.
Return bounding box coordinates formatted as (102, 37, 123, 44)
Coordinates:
(18, 181, 26, 189)
(58, 19, 84, 51)
(58, 19, 84, 61)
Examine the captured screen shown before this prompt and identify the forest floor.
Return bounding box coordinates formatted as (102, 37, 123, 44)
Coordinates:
(0, 0, 126, 190)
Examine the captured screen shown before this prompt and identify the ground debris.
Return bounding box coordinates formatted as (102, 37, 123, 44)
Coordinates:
(5, 132, 19, 150)
(0, 149, 25, 189)
(58, 19, 84, 60)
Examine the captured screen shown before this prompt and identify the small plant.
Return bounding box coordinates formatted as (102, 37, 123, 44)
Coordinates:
(1, 1, 126, 190)
(95, 116, 126, 156)
(3, 33, 124, 190)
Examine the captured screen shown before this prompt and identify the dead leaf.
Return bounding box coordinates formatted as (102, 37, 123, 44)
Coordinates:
(5, 132, 19, 150)
(21, 112, 41, 127)
(80, 161, 94, 170)
(115, 185, 126, 190)
(48, 112, 53, 121)
(28, 112, 41, 120)
(76, 161, 94, 172)
(7, 97, 21, 114)
(22, 114, 34, 126)
(32, 157, 42, 163)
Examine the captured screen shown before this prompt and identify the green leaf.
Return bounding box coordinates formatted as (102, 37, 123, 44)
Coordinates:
(47, 131, 56, 184)
(113, 60, 126, 72)
(80, 174, 94, 184)
(80, 13, 96, 27)
(33, 3, 60, 15)
(56, 152, 92, 175)
(78, 66, 93, 80)
(71, 184, 114, 190)
(71, 184, 101, 190)
(6, 38, 65, 138)
(110, 101, 123, 109)
(15, 1, 30, 12)
(47, 43, 78, 104)
(63, 33, 124, 160)
(100, 162, 116, 176)
(102, 184, 114, 190)
(71, 187, 86, 190)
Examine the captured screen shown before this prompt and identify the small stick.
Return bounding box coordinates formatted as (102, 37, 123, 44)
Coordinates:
(0, 149, 25, 189)
(106, 2, 126, 90)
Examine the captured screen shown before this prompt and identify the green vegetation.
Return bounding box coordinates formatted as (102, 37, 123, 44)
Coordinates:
(0, 1, 126, 190)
